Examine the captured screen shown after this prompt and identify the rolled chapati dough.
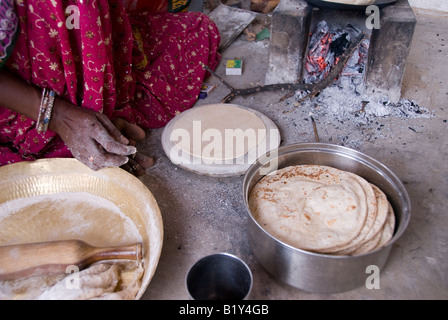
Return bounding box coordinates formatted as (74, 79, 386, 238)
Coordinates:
(171, 104, 267, 161)
(0, 261, 144, 300)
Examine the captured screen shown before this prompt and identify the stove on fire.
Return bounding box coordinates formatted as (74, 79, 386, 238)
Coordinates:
(265, 0, 416, 103)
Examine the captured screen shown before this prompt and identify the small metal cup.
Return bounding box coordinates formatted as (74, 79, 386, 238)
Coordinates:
(186, 253, 253, 300)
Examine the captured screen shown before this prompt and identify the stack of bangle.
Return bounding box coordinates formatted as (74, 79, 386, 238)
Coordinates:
(36, 88, 56, 134)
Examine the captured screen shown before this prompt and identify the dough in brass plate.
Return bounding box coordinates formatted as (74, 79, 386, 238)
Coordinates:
(0, 159, 163, 299)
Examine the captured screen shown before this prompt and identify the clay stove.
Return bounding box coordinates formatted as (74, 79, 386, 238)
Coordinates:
(265, 0, 416, 102)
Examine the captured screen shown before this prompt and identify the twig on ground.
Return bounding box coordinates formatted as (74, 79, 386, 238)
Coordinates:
(201, 32, 368, 107)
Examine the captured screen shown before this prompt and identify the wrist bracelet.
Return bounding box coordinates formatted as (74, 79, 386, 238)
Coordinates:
(36, 88, 56, 134)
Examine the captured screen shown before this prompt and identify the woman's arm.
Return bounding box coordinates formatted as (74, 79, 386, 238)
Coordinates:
(0, 68, 136, 170)
(0, 68, 42, 121)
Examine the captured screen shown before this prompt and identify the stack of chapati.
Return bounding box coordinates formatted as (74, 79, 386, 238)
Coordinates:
(248, 165, 395, 255)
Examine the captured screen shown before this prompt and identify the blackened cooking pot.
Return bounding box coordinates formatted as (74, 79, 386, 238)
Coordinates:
(305, 0, 397, 11)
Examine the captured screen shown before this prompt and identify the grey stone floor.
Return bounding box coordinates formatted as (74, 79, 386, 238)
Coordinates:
(139, 8, 448, 300)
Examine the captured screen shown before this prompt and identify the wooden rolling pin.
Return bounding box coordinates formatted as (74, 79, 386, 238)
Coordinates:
(0, 240, 142, 281)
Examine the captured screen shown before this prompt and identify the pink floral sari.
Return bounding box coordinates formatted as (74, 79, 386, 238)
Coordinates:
(0, 0, 220, 165)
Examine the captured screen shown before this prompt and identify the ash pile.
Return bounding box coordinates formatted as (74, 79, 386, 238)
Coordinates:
(292, 21, 433, 149)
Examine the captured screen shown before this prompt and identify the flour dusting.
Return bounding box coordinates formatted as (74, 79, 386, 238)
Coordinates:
(0, 192, 142, 246)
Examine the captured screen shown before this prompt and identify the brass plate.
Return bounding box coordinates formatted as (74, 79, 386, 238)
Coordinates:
(0, 159, 163, 300)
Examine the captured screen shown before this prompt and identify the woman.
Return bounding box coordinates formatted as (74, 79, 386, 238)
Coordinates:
(0, 0, 221, 175)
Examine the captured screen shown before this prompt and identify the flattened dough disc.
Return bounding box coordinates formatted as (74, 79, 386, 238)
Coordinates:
(162, 104, 281, 177)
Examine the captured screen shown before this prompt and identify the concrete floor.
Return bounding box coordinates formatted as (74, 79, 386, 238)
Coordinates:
(139, 8, 448, 300)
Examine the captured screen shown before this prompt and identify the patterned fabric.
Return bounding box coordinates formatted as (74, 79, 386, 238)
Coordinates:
(168, 0, 191, 12)
(0, 0, 220, 166)
(121, 0, 190, 13)
(0, 0, 18, 69)
(122, 0, 168, 12)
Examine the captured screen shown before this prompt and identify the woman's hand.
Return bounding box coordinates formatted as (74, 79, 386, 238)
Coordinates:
(0, 70, 153, 174)
(112, 117, 155, 176)
(50, 99, 137, 171)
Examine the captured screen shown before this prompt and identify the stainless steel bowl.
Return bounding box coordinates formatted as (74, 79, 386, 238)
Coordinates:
(243, 143, 411, 293)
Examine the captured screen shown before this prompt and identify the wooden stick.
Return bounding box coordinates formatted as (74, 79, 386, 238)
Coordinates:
(0, 240, 142, 281)
(311, 116, 320, 143)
